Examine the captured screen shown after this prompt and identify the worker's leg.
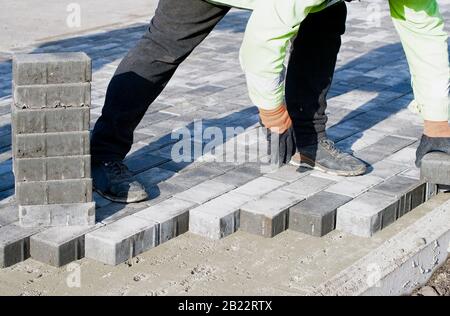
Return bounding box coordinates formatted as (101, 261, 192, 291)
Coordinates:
(389, 0, 450, 166)
(285, 2, 346, 147)
(90, 0, 229, 202)
(91, 0, 229, 163)
(285, 2, 366, 176)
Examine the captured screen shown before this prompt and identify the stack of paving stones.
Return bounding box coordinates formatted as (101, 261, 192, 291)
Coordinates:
(0, 53, 94, 268)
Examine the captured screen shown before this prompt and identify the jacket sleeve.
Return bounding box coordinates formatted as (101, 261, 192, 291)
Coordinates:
(239, 0, 329, 110)
(389, 0, 450, 121)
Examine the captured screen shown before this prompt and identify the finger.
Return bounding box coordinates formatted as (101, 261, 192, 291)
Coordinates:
(278, 132, 287, 166)
(285, 133, 295, 164)
(265, 130, 272, 156)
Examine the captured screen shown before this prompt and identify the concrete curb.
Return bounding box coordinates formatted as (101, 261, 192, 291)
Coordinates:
(312, 198, 450, 296)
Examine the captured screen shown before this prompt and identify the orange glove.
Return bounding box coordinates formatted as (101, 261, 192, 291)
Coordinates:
(259, 105, 292, 134)
(259, 104, 296, 166)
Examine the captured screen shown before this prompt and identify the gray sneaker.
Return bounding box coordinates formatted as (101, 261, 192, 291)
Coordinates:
(290, 138, 367, 176)
(92, 161, 148, 203)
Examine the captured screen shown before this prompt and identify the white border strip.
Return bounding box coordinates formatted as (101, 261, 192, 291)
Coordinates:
(312, 198, 450, 296)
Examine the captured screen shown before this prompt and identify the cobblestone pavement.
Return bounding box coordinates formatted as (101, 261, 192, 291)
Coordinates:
(0, 0, 449, 292)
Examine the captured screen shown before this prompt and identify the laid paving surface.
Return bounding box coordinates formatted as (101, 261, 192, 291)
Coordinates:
(0, 0, 449, 294)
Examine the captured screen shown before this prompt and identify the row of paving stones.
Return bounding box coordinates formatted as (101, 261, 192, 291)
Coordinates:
(0, 136, 433, 268)
(55, 166, 435, 266)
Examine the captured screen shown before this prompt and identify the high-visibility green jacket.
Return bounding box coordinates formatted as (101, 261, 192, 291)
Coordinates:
(208, 0, 449, 121)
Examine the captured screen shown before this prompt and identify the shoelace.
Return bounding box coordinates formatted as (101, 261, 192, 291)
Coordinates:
(320, 139, 345, 158)
(104, 161, 132, 179)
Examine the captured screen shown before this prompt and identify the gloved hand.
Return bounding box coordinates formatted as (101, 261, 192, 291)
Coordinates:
(259, 105, 296, 167)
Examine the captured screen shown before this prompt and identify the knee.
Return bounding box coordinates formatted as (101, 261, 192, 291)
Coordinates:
(390, 0, 445, 35)
(390, 0, 441, 22)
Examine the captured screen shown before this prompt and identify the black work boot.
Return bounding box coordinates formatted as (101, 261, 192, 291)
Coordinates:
(92, 161, 148, 203)
(290, 138, 367, 176)
(415, 135, 450, 167)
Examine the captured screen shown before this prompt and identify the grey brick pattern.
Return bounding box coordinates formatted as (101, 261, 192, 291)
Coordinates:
(1, 4, 449, 268)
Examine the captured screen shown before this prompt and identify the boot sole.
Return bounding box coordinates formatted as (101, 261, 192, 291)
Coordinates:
(290, 154, 366, 177)
(95, 188, 149, 204)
